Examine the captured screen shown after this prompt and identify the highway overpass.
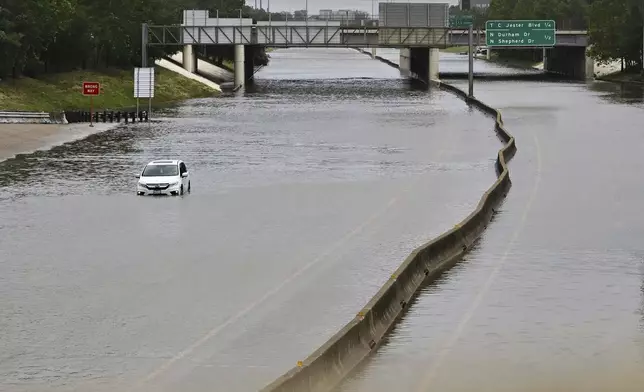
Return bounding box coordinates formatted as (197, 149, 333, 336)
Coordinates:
(148, 24, 589, 49)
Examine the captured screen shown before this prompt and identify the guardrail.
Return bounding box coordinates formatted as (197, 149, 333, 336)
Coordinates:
(63, 110, 149, 124)
(259, 82, 517, 392)
(0, 111, 52, 124)
(0, 110, 150, 125)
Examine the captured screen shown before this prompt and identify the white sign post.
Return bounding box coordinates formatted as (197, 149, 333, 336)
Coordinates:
(134, 67, 155, 122)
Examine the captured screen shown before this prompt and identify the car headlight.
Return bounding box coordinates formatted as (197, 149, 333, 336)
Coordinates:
(138, 181, 145, 187)
(169, 181, 179, 187)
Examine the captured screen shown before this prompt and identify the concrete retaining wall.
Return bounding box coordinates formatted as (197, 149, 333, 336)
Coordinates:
(260, 76, 517, 392)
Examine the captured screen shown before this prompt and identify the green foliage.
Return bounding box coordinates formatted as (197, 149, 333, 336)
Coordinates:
(487, 0, 589, 29)
(0, 0, 246, 79)
(588, 0, 643, 68)
(487, 0, 642, 67)
(487, 0, 642, 68)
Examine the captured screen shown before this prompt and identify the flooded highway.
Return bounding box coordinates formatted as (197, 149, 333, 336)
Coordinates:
(0, 48, 502, 392)
(337, 53, 644, 391)
(373, 47, 541, 76)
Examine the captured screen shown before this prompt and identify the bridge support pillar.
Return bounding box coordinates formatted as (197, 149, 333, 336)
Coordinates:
(545, 47, 594, 80)
(183, 45, 197, 73)
(371, 47, 377, 59)
(406, 47, 439, 84)
(584, 49, 595, 79)
(399, 48, 411, 77)
(234, 44, 245, 90)
(428, 48, 440, 82)
(245, 45, 255, 85)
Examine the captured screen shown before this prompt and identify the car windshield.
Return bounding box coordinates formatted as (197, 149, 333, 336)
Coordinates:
(141, 164, 178, 177)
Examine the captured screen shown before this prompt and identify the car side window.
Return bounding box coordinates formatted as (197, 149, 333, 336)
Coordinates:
(180, 163, 187, 174)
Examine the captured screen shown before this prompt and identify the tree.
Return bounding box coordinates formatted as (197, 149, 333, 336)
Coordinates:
(0, 0, 246, 79)
(588, 0, 643, 68)
(488, 0, 590, 29)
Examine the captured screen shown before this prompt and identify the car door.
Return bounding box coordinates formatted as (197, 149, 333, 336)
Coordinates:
(179, 162, 189, 189)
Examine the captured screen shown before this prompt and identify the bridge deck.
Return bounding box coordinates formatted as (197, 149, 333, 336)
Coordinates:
(147, 25, 588, 48)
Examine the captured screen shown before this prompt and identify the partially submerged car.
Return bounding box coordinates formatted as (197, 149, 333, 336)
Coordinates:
(136, 160, 190, 196)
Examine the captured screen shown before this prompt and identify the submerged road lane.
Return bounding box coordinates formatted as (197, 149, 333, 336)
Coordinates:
(0, 48, 501, 392)
(336, 56, 644, 391)
(371, 48, 541, 76)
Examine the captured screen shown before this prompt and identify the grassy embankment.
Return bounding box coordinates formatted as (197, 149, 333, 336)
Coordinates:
(0, 67, 218, 112)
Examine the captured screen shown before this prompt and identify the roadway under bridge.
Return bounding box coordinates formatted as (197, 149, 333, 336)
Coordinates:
(172, 40, 594, 89)
(146, 10, 591, 89)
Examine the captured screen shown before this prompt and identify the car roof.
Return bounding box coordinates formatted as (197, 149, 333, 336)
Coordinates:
(147, 160, 181, 165)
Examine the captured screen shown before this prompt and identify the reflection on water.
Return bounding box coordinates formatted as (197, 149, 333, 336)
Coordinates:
(587, 80, 644, 106)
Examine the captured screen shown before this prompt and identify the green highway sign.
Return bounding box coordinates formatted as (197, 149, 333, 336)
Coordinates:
(449, 15, 473, 28)
(485, 20, 556, 47)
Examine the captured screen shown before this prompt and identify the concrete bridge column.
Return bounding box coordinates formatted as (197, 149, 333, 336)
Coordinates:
(428, 47, 440, 82)
(399, 48, 411, 77)
(183, 45, 197, 73)
(545, 47, 594, 80)
(406, 47, 439, 84)
(244, 45, 255, 85)
(234, 44, 245, 89)
(584, 49, 595, 79)
(371, 47, 377, 59)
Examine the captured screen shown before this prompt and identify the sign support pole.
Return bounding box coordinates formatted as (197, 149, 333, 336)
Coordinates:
(141, 23, 149, 122)
(468, 24, 474, 99)
(135, 68, 141, 122)
(148, 71, 152, 126)
(90, 96, 94, 127)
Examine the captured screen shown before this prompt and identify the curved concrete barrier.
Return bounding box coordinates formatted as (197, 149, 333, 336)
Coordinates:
(259, 81, 516, 392)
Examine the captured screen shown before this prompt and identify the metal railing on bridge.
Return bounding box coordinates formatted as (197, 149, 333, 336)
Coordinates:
(147, 22, 451, 48)
(147, 24, 588, 48)
(145, 12, 588, 49)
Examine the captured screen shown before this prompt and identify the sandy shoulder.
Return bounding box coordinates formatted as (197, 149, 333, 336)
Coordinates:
(0, 123, 118, 162)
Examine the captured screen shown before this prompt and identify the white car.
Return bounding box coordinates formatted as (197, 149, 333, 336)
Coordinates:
(136, 160, 191, 196)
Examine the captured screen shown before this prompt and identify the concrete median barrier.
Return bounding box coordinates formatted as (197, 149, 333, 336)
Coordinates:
(260, 81, 516, 392)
